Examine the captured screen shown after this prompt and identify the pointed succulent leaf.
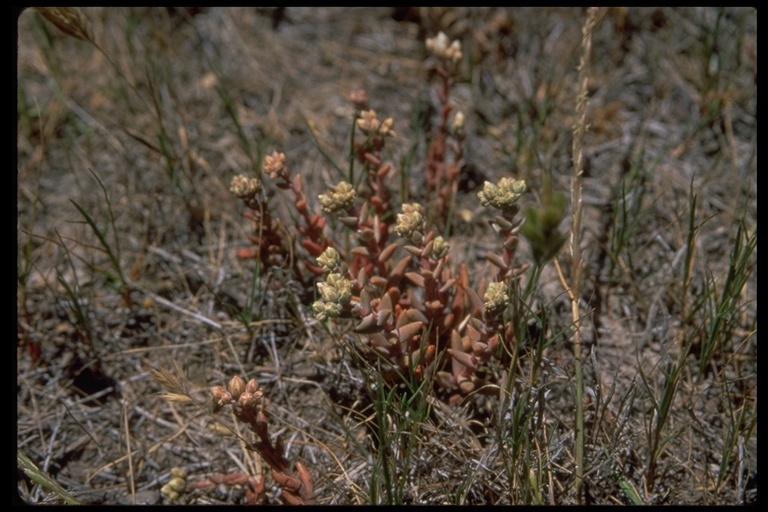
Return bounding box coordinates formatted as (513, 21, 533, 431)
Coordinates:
(378, 242, 399, 263)
(400, 308, 429, 327)
(396, 321, 423, 343)
(355, 314, 379, 333)
(485, 251, 509, 270)
(447, 348, 477, 370)
(351, 246, 371, 258)
(379, 290, 393, 314)
(405, 272, 426, 288)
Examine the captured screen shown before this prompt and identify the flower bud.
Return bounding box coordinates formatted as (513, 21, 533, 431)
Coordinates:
(431, 236, 450, 259)
(230, 175, 262, 208)
(312, 300, 342, 321)
(317, 247, 342, 273)
(394, 203, 425, 238)
(263, 151, 287, 179)
(483, 281, 509, 315)
(356, 110, 396, 137)
(227, 375, 246, 400)
(319, 182, 356, 214)
(478, 178, 526, 211)
(245, 378, 260, 395)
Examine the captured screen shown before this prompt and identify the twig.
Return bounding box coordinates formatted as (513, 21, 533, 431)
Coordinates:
(138, 288, 222, 330)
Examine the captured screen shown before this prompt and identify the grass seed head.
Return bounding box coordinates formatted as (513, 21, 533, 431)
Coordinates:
(36, 7, 95, 44)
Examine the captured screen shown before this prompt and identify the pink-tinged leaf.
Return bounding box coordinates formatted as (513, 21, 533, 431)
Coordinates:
(466, 323, 482, 344)
(369, 276, 388, 288)
(237, 248, 259, 259)
(373, 345, 392, 357)
(405, 272, 425, 288)
(379, 290, 393, 314)
(466, 286, 485, 317)
(370, 333, 389, 347)
(441, 312, 455, 331)
(485, 250, 509, 270)
(450, 328, 463, 351)
(356, 267, 368, 287)
(487, 333, 500, 352)
(371, 215, 382, 245)
(377, 308, 392, 326)
(271, 471, 301, 492)
(503, 234, 519, 251)
(281, 491, 303, 506)
(439, 278, 456, 294)
(359, 289, 372, 314)
(359, 228, 375, 242)
(401, 308, 429, 326)
(389, 255, 411, 281)
(411, 344, 436, 367)
(296, 462, 314, 500)
(302, 239, 324, 256)
(404, 245, 422, 257)
(396, 321, 423, 343)
(435, 371, 456, 390)
(447, 348, 477, 370)
(351, 246, 371, 258)
(459, 379, 476, 394)
(387, 287, 401, 306)
(493, 215, 513, 230)
(510, 263, 530, 278)
(305, 262, 325, 275)
(354, 314, 378, 333)
(378, 242, 399, 263)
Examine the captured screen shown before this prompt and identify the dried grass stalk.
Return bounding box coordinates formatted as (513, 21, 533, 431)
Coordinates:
(35, 7, 95, 44)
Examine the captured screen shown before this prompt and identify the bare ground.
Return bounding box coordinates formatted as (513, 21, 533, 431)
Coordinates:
(17, 7, 756, 505)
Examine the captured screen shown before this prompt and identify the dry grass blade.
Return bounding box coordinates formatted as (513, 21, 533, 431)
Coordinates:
(35, 7, 95, 44)
(16, 7, 756, 505)
(18, 450, 80, 505)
